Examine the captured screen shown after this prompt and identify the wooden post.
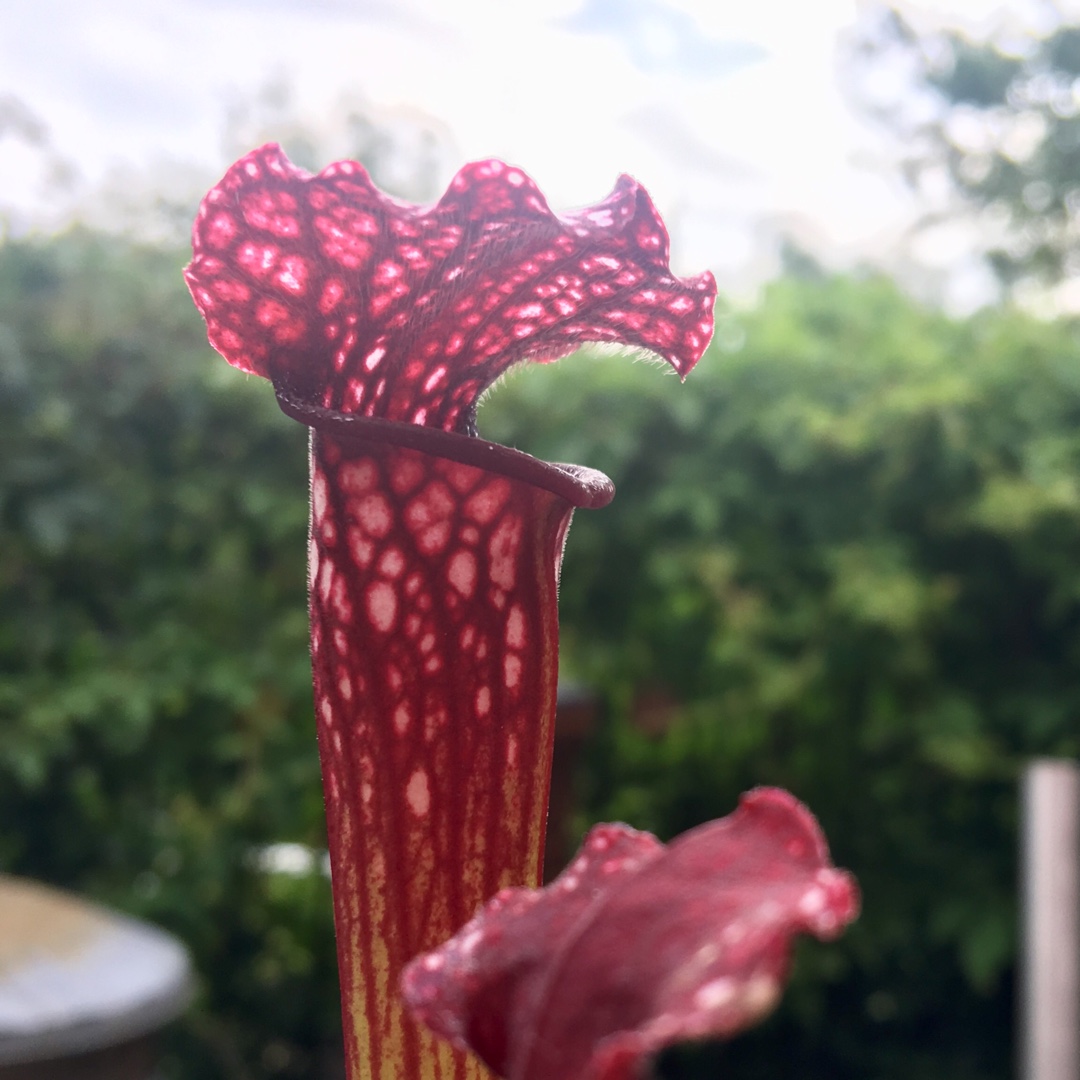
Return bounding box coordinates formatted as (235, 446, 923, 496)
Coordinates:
(1021, 759, 1080, 1080)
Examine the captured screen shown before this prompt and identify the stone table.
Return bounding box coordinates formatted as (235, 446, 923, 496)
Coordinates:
(0, 876, 193, 1080)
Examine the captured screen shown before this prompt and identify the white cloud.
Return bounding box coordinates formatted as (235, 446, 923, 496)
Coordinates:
(0, 0, 1023, 291)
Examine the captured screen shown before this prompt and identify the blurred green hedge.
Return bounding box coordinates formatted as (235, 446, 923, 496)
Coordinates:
(483, 273, 1080, 1079)
(3, 230, 1080, 1079)
(0, 231, 338, 1078)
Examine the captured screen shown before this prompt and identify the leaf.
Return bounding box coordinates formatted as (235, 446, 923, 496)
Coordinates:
(184, 144, 716, 434)
(402, 787, 859, 1080)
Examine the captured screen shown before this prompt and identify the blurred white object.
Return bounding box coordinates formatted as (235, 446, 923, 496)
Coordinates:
(253, 841, 331, 878)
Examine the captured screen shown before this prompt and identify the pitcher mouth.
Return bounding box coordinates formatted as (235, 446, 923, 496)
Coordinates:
(275, 387, 616, 511)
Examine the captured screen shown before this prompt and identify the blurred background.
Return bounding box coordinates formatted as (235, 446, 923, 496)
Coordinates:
(4, 0, 1080, 1077)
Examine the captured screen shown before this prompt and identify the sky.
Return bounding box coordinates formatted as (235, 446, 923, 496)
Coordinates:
(0, 0, 1053, 297)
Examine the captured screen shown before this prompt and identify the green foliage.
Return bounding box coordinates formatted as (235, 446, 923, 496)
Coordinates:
(480, 274, 1080, 1079)
(852, 7, 1080, 291)
(4, 227, 1079, 1079)
(0, 230, 339, 1079)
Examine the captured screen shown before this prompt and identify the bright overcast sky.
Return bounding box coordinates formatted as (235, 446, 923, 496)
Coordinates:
(0, 0, 1049, 291)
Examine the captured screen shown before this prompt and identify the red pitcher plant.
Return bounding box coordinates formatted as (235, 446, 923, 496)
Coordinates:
(186, 145, 857, 1080)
